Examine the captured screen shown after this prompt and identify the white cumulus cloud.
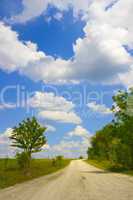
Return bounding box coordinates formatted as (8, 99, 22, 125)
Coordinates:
(23, 0, 133, 87)
(9, 0, 92, 23)
(0, 0, 133, 87)
(68, 125, 91, 138)
(87, 101, 112, 115)
(38, 110, 81, 124)
(47, 126, 91, 157)
(0, 128, 14, 157)
(0, 22, 44, 72)
(29, 92, 82, 124)
(48, 138, 90, 158)
(29, 91, 74, 112)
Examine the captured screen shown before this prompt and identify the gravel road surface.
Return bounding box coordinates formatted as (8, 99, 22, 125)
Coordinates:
(0, 160, 133, 200)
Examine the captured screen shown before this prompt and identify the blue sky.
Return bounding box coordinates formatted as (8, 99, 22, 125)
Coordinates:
(0, 0, 132, 158)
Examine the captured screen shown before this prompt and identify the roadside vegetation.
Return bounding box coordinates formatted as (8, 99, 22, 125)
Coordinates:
(86, 160, 133, 175)
(0, 117, 71, 189)
(87, 88, 133, 175)
(0, 158, 71, 189)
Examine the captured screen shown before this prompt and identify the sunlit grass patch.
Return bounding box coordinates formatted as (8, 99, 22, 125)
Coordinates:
(0, 158, 71, 189)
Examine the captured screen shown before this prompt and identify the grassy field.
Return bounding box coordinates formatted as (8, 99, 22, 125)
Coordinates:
(86, 159, 133, 176)
(0, 158, 71, 189)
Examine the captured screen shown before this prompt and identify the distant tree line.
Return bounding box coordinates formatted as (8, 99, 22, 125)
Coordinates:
(87, 88, 133, 169)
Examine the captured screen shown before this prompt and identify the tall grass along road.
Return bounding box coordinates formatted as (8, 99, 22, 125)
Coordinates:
(0, 159, 70, 189)
(0, 160, 133, 200)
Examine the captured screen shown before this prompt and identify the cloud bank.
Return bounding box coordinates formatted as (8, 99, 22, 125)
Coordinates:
(0, 0, 133, 87)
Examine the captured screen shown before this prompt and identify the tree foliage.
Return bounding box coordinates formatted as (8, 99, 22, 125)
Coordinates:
(87, 88, 133, 169)
(10, 117, 47, 161)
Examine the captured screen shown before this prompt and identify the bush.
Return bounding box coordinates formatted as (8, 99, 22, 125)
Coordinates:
(56, 156, 63, 166)
(16, 152, 31, 171)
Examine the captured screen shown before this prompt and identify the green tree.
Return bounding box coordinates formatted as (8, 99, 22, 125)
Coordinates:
(87, 88, 133, 169)
(10, 117, 47, 167)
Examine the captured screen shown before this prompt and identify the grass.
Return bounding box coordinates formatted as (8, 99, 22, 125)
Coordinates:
(0, 158, 71, 189)
(86, 159, 133, 176)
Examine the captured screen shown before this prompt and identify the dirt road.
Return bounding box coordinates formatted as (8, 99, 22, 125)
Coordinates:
(0, 160, 133, 200)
